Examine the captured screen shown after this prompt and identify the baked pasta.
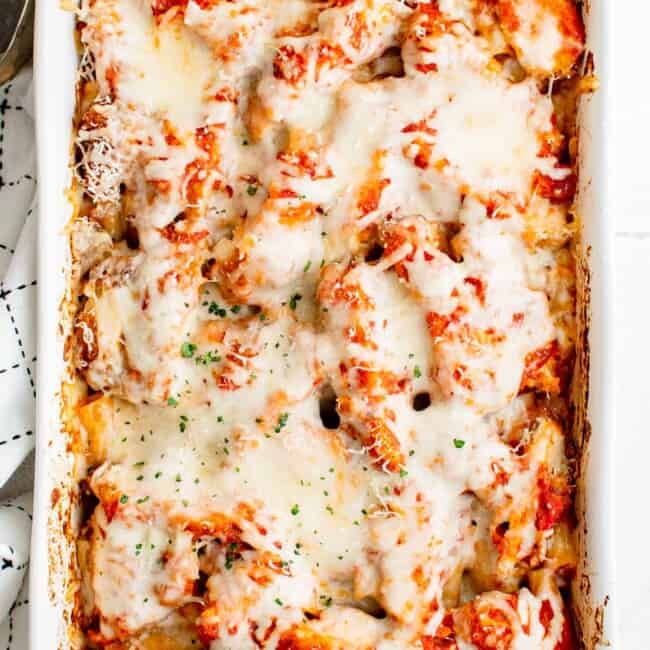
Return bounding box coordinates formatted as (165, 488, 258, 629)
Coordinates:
(68, 0, 594, 648)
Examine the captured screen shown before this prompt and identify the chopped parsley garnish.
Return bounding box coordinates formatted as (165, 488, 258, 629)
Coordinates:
(195, 350, 222, 365)
(274, 412, 289, 433)
(136, 496, 149, 504)
(414, 365, 422, 379)
(230, 304, 241, 314)
(224, 543, 240, 570)
(399, 468, 409, 478)
(247, 184, 258, 196)
(289, 293, 302, 310)
(179, 415, 188, 433)
(180, 342, 197, 358)
(291, 504, 300, 516)
(275, 598, 284, 606)
(154, 471, 162, 479)
(119, 495, 128, 504)
(303, 260, 312, 273)
(453, 438, 465, 449)
(326, 505, 334, 515)
(208, 302, 228, 317)
(167, 396, 178, 407)
(320, 595, 333, 607)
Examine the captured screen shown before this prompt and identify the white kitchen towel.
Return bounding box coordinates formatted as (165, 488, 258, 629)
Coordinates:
(0, 66, 37, 647)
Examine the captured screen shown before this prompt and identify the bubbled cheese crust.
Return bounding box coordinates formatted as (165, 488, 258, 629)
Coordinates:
(72, 0, 584, 648)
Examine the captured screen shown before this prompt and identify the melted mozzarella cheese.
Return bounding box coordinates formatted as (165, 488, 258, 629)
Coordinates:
(74, 0, 580, 647)
(82, 0, 215, 129)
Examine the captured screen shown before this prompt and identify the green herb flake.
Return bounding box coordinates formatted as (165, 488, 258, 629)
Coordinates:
(167, 397, 178, 407)
(195, 350, 222, 365)
(275, 412, 289, 433)
(208, 302, 227, 317)
(247, 185, 258, 196)
(181, 342, 197, 358)
(399, 468, 409, 478)
(119, 495, 128, 504)
(275, 598, 284, 606)
(453, 438, 465, 449)
(414, 365, 422, 379)
(303, 260, 312, 273)
(291, 503, 300, 516)
(289, 293, 302, 311)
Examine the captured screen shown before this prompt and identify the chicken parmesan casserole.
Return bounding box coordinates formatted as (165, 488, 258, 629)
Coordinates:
(66, 0, 596, 648)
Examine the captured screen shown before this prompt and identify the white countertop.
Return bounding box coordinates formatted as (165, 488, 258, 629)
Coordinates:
(611, 6, 649, 645)
(616, 238, 649, 649)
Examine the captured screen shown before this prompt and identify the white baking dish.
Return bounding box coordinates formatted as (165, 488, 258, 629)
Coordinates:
(28, 1, 617, 647)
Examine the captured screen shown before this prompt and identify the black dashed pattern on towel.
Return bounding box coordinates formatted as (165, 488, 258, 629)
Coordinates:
(0, 67, 38, 649)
